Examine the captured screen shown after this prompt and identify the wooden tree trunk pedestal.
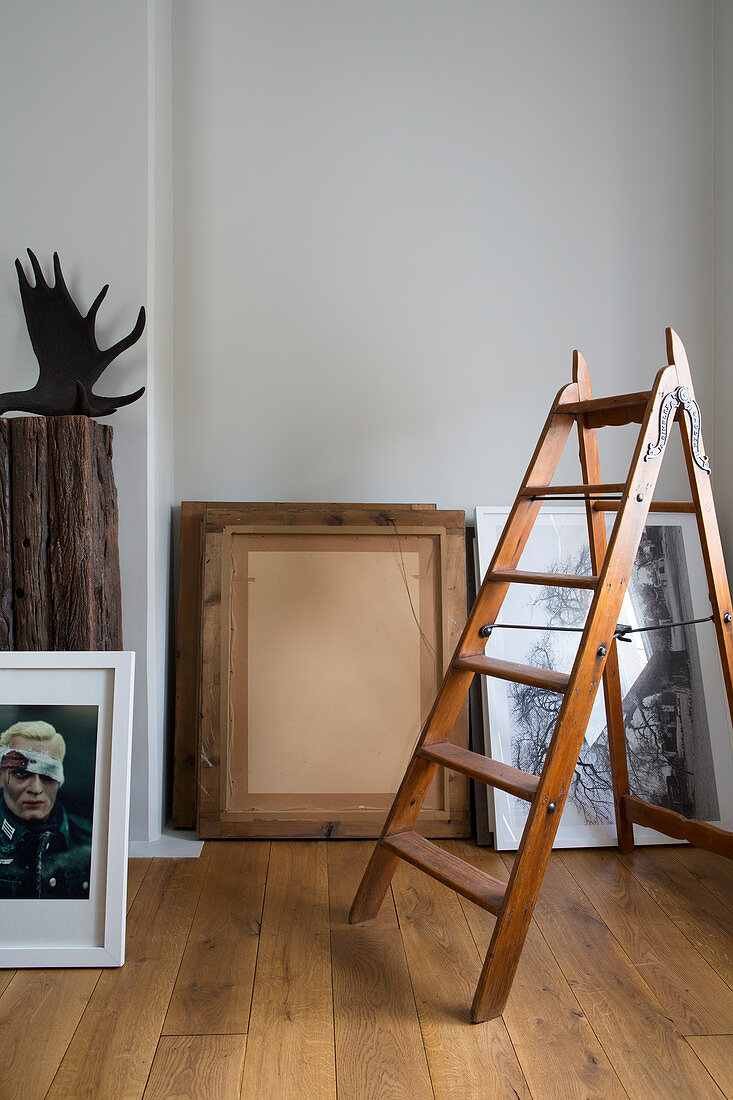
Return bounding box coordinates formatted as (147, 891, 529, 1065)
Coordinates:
(0, 416, 122, 651)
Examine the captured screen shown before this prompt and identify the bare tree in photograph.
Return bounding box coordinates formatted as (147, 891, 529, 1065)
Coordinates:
(510, 635, 560, 777)
(507, 524, 718, 828)
(508, 544, 615, 823)
(509, 631, 615, 825)
(530, 546, 593, 626)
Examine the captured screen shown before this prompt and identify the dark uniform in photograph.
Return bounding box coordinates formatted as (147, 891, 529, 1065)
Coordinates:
(0, 721, 92, 900)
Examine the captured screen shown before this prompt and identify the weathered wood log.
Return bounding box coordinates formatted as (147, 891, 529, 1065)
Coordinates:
(95, 428, 123, 648)
(10, 416, 50, 649)
(0, 422, 11, 648)
(0, 415, 122, 651)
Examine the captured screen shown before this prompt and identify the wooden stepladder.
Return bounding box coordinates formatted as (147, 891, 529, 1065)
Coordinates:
(350, 328, 733, 1022)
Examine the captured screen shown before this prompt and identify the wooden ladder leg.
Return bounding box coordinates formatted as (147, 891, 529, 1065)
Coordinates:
(473, 361, 678, 1021)
(349, 669, 473, 922)
(471, 790, 571, 1022)
(470, 619, 624, 1022)
(574, 350, 634, 853)
(669, 329, 733, 725)
(351, 387, 581, 925)
(613, 332, 733, 859)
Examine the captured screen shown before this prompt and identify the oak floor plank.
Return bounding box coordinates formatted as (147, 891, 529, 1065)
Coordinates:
(328, 841, 433, 1100)
(443, 840, 627, 1100)
(514, 853, 725, 1099)
(391, 858, 529, 1099)
(686, 1035, 733, 1096)
(47, 852, 212, 1100)
(0, 854, 155, 1100)
(2, 841, 727, 1098)
(239, 842, 336, 1100)
(0, 969, 101, 1100)
(562, 849, 733, 1034)
(673, 846, 733, 911)
(143, 1034, 247, 1100)
(163, 841, 269, 1035)
(128, 857, 152, 907)
(619, 846, 733, 986)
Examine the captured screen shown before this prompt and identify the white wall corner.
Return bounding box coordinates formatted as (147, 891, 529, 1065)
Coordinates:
(713, 0, 733, 559)
(144, 0, 175, 842)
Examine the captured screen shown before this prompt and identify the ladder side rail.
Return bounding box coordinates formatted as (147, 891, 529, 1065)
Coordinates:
(471, 361, 678, 1022)
(350, 382, 580, 925)
(612, 328, 733, 861)
(348, 668, 473, 924)
(668, 329, 733, 723)
(573, 349, 635, 853)
(458, 381, 581, 659)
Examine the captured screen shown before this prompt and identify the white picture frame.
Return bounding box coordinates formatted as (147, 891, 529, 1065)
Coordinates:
(0, 651, 134, 966)
(475, 506, 733, 849)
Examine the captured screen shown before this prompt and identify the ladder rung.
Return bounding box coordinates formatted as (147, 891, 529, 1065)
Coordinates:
(491, 568, 598, 590)
(594, 500, 696, 514)
(419, 742, 538, 801)
(560, 391, 651, 427)
(454, 654, 570, 693)
(382, 830, 506, 914)
(522, 483, 625, 497)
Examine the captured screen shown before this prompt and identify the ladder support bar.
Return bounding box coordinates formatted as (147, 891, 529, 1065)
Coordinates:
(522, 483, 625, 498)
(621, 795, 733, 859)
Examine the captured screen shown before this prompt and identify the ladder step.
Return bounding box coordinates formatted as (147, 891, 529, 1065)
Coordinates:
(521, 483, 625, 498)
(561, 391, 651, 427)
(382, 830, 506, 914)
(594, 500, 696, 514)
(419, 742, 538, 801)
(491, 568, 598, 590)
(454, 654, 570, 693)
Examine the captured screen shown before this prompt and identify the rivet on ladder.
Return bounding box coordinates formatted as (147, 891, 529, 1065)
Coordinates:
(597, 645, 607, 657)
(479, 624, 492, 638)
(636, 493, 644, 502)
(725, 613, 732, 624)
(547, 802, 556, 814)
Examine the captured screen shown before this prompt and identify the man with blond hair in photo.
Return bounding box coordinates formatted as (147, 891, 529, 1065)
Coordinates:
(0, 719, 92, 899)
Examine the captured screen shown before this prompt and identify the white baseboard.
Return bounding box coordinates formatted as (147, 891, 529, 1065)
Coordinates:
(128, 825, 204, 858)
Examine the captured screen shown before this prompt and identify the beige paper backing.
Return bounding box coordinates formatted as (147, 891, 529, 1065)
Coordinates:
(222, 528, 446, 817)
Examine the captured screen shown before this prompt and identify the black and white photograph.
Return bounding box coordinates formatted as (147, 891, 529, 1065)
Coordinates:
(475, 506, 733, 849)
(0, 704, 98, 901)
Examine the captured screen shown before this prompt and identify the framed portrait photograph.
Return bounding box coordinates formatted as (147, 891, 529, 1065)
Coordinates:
(0, 651, 134, 966)
(475, 506, 733, 850)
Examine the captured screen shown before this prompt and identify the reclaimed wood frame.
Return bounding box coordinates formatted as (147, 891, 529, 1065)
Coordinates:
(192, 504, 468, 839)
(173, 502, 438, 827)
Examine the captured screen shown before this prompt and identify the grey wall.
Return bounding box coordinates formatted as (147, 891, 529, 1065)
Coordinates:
(172, 0, 713, 510)
(0, 0, 158, 839)
(714, 0, 733, 552)
(1, 1, 731, 841)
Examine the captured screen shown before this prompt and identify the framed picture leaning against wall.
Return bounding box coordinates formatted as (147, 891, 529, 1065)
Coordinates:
(0, 651, 134, 966)
(475, 506, 733, 850)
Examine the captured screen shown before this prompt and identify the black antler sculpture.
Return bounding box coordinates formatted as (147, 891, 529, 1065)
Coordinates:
(0, 249, 146, 417)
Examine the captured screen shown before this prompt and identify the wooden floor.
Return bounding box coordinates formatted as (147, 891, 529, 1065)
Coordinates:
(1, 840, 732, 1099)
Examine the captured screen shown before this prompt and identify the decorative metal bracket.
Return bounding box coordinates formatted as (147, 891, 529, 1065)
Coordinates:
(645, 385, 710, 472)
